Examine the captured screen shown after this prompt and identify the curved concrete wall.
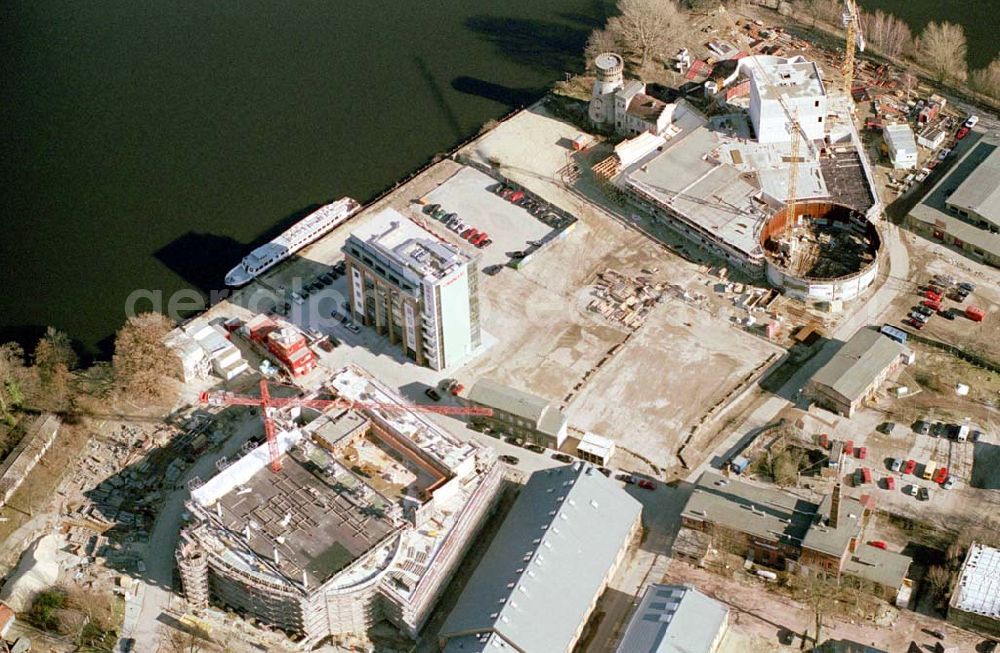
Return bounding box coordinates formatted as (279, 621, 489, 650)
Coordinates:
(761, 201, 882, 302)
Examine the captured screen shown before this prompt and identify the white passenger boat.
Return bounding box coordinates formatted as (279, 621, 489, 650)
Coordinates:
(225, 197, 360, 287)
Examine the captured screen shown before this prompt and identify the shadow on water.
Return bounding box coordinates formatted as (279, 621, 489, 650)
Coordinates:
(463, 16, 590, 76)
(152, 203, 327, 295)
(413, 56, 464, 141)
(450, 76, 547, 108)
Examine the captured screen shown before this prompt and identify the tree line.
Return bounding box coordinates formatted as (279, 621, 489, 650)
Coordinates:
(581, 0, 999, 101)
(0, 312, 177, 430)
(803, 0, 996, 97)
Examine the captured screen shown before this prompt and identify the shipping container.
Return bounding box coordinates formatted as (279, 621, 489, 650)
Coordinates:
(844, 439, 854, 456)
(880, 324, 908, 344)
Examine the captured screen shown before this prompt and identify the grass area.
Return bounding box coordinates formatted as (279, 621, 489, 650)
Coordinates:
(903, 343, 1000, 418)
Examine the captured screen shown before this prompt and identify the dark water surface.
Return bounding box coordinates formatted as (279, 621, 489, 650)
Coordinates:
(1, 1, 993, 355)
(1, 1, 607, 354)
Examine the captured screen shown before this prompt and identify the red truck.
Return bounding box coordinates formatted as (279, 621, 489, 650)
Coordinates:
(966, 306, 986, 322)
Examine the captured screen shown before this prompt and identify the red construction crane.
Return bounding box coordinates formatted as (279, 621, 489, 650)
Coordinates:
(199, 379, 493, 473)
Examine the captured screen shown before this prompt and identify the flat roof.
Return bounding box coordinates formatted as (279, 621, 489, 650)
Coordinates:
(749, 58, 825, 101)
(884, 123, 916, 152)
(809, 329, 903, 404)
(578, 432, 615, 459)
(615, 584, 728, 653)
(947, 142, 1000, 225)
(909, 137, 1000, 256)
(624, 125, 767, 259)
(951, 542, 1000, 618)
(346, 208, 469, 284)
(842, 544, 911, 590)
(440, 464, 642, 653)
(214, 445, 396, 586)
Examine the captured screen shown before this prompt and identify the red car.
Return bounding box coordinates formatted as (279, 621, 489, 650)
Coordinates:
(933, 467, 949, 484)
(857, 446, 867, 460)
(844, 440, 854, 456)
(461, 228, 476, 239)
(471, 232, 489, 246)
(637, 479, 656, 490)
(856, 467, 872, 484)
(869, 540, 888, 550)
(884, 476, 896, 490)
(956, 127, 970, 140)
(903, 459, 917, 475)
(922, 299, 941, 311)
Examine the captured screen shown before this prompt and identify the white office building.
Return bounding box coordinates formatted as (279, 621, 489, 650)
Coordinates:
(744, 55, 827, 144)
(344, 209, 480, 370)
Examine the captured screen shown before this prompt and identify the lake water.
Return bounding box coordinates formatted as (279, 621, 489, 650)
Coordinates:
(1, 0, 992, 355)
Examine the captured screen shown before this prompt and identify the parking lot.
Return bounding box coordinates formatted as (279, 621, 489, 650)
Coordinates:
(418, 165, 558, 269)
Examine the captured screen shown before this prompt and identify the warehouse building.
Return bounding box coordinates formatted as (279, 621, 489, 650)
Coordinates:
(176, 365, 503, 647)
(614, 584, 729, 653)
(806, 329, 907, 417)
(439, 463, 642, 653)
(467, 379, 568, 449)
(883, 123, 918, 169)
(343, 209, 481, 370)
(948, 542, 1000, 637)
(679, 472, 912, 607)
(906, 136, 1000, 267)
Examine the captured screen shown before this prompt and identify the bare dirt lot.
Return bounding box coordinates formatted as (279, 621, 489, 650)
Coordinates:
(453, 106, 780, 472)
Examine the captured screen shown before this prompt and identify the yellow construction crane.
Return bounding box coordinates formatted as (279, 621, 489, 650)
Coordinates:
(841, 0, 866, 100)
(786, 108, 801, 223)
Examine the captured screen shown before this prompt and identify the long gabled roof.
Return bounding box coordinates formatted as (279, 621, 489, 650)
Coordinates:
(441, 464, 642, 653)
(810, 329, 902, 404)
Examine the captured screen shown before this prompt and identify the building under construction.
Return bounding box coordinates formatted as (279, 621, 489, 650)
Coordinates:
(176, 365, 503, 647)
(594, 55, 883, 303)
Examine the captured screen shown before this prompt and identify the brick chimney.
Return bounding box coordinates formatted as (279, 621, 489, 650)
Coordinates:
(829, 482, 842, 528)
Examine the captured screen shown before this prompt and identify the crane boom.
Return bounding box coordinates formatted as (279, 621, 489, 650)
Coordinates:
(258, 379, 282, 473)
(199, 381, 494, 473)
(842, 0, 866, 99)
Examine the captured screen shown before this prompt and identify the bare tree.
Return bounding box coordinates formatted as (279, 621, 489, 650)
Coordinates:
(33, 327, 77, 411)
(585, 28, 622, 69)
(860, 9, 913, 60)
(0, 343, 27, 422)
(112, 312, 176, 402)
(799, 0, 841, 29)
(606, 0, 686, 69)
(926, 565, 953, 602)
(970, 58, 1000, 99)
(916, 21, 968, 83)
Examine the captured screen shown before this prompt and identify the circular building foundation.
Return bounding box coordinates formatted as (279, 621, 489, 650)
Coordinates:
(760, 202, 882, 303)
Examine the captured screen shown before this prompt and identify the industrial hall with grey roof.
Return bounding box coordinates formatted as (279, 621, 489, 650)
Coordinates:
(438, 463, 642, 653)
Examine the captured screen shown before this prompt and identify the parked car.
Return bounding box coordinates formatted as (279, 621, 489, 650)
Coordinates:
(914, 420, 931, 435)
(857, 446, 867, 460)
(552, 452, 573, 463)
(619, 473, 637, 484)
(424, 203, 440, 215)
(460, 228, 476, 239)
(318, 339, 336, 353)
(915, 305, 934, 317)
(933, 467, 949, 484)
(943, 476, 956, 490)
(484, 264, 503, 275)
(939, 309, 957, 320)
(937, 148, 952, 160)
(424, 388, 441, 401)
(638, 479, 656, 490)
(907, 484, 919, 496)
(958, 281, 976, 292)
(884, 476, 895, 490)
(904, 459, 917, 475)
(598, 467, 612, 477)
(510, 250, 527, 259)
(499, 454, 520, 465)
(869, 540, 887, 550)
(344, 322, 360, 334)
(965, 115, 979, 129)
(889, 458, 902, 472)
(525, 443, 545, 454)
(918, 486, 930, 501)
(479, 238, 493, 248)
(956, 126, 970, 140)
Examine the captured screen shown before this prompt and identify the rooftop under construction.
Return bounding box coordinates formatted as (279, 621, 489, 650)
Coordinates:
(177, 364, 503, 645)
